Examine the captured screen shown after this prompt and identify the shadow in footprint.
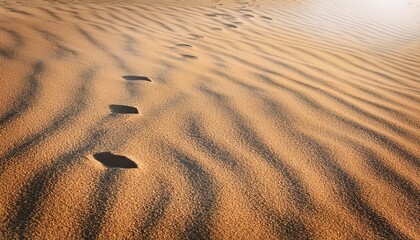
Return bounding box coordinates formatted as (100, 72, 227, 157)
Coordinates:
(224, 24, 238, 28)
(177, 44, 193, 48)
(122, 75, 152, 82)
(205, 13, 218, 17)
(181, 54, 198, 60)
(260, 16, 273, 20)
(109, 104, 139, 114)
(93, 152, 138, 169)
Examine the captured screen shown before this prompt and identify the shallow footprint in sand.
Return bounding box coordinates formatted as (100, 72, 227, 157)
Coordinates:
(190, 34, 204, 40)
(260, 16, 273, 20)
(177, 44, 193, 48)
(205, 13, 218, 17)
(122, 75, 152, 82)
(109, 104, 139, 114)
(224, 24, 238, 28)
(180, 54, 198, 60)
(92, 152, 138, 169)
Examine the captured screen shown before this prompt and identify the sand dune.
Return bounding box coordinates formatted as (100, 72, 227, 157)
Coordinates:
(0, 0, 419, 239)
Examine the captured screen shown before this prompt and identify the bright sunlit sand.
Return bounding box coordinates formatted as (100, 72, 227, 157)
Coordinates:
(0, 0, 419, 239)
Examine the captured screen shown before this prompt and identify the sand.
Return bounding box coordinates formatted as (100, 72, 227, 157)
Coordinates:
(0, 0, 419, 239)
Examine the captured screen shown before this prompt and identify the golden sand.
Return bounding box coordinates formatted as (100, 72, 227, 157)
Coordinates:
(0, 0, 419, 239)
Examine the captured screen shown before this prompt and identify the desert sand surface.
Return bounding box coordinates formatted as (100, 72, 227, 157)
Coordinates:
(0, 0, 419, 239)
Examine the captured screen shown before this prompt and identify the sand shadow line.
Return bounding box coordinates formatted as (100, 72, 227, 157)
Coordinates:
(109, 104, 139, 114)
(93, 152, 138, 169)
(122, 75, 152, 82)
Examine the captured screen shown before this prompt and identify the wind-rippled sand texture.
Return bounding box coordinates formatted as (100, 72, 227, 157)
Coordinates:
(0, 0, 419, 239)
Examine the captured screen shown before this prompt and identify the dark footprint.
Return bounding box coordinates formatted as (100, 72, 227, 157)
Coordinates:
(93, 152, 138, 169)
(224, 24, 238, 28)
(243, 14, 255, 18)
(122, 75, 152, 82)
(109, 104, 139, 114)
(181, 54, 198, 60)
(260, 16, 273, 20)
(177, 44, 193, 48)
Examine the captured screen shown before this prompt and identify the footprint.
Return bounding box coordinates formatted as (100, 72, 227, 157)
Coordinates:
(181, 54, 198, 60)
(205, 13, 218, 17)
(122, 75, 152, 82)
(92, 152, 138, 169)
(109, 104, 139, 114)
(224, 24, 238, 28)
(260, 16, 273, 20)
(177, 44, 193, 48)
(190, 34, 204, 39)
(243, 14, 255, 18)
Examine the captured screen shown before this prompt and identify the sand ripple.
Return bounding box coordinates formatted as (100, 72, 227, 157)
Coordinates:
(0, 0, 419, 239)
